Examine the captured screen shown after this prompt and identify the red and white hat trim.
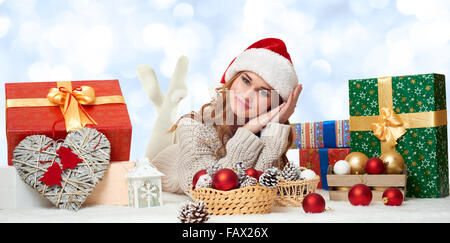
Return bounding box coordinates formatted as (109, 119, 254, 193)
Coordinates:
(220, 39, 298, 101)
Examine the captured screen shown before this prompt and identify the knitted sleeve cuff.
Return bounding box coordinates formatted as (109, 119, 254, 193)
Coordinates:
(260, 122, 292, 152)
(223, 127, 264, 167)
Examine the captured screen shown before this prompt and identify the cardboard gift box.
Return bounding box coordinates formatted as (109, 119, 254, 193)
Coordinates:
(291, 120, 350, 149)
(348, 73, 448, 198)
(85, 161, 135, 206)
(5, 80, 132, 166)
(299, 148, 350, 190)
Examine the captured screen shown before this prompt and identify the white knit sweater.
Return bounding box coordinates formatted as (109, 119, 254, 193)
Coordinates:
(152, 115, 292, 196)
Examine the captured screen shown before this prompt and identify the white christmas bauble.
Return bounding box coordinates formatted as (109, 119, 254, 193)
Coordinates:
(195, 174, 212, 189)
(333, 160, 351, 175)
(300, 169, 316, 180)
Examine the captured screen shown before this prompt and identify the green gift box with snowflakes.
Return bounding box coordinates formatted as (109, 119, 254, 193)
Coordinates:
(348, 73, 448, 198)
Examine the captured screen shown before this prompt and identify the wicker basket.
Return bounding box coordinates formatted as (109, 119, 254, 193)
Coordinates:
(275, 176, 320, 207)
(190, 185, 277, 215)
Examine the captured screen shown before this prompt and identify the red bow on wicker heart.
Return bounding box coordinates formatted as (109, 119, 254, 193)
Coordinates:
(12, 128, 111, 211)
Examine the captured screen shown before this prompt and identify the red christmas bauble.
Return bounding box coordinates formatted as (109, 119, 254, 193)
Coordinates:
(256, 170, 264, 179)
(245, 168, 263, 180)
(212, 168, 239, 191)
(382, 188, 404, 206)
(348, 184, 372, 206)
(192, 170, 207, 189)
(302, 193, 326, 213)
(366, 157, 385, 174)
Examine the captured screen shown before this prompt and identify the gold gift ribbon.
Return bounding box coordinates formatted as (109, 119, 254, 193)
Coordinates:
(6, 81, 126, 132)
(350, 76, 447, 153)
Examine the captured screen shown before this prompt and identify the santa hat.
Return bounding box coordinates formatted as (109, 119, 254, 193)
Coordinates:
(220, 38, 298, 101)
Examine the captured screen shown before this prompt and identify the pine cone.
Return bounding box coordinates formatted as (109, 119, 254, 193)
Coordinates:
(195, 174, 212, 189)
(259, 167, 281, 188)
(178, 201, 210, 223)
(240, 176, 258, 187)
(233, 162, 248, 186)
(206, 162, 222, 178)
(281, 163, 300, 181)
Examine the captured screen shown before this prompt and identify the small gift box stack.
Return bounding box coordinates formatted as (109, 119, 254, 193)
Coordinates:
(292, 120, 351, 190)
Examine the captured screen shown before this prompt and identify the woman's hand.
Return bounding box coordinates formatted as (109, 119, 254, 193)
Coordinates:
(270, 84, 303, 124)
(242, 104, 284, 134)
(242, 84, 302, 134)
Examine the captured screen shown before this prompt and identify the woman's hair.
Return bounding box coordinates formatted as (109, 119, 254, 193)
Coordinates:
(166, 71, 294, 170)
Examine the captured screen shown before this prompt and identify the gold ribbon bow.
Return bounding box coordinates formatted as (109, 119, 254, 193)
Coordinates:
(47, 85, 98, 132)
(371, 107, 406, 148)
(6, 81, 127, 133)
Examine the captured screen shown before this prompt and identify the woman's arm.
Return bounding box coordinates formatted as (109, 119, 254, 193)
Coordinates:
(254, 122, 292, 172)
(252, 84, 302, 171)
(175, 117, 264, 195)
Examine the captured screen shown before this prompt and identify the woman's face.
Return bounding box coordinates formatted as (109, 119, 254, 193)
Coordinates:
(229, 71, 282, 120)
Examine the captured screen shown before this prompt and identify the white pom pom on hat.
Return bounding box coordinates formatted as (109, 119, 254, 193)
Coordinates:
(219, 37, 299, 101)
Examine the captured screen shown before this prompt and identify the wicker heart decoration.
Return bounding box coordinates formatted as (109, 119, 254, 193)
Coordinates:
(13, 127, 111, 211)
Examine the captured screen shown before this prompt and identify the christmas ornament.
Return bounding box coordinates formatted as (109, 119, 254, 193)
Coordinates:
(380, 151, 404, 174)
(259, 167, 281, 188)
(345, 152, 369, 175)
(372, 186, 389, 191)
(348, 184, 372, 206)
(192, 170, 207, 189)
(365, 157, 385, 174)
(333, 160, 351, 175)
(13, 127, 110, 211)
(281, 162, 300, 181)
(57, 146, 84, 170)
(234, 162, 249, 186)
(39, 162, 63, 186)
(212, 168, 239, 191)
(300, 169, 316, 180)
(206, 162, 222, 178)
(195, 174, 212, 189)
(335, 187, 350, 191)
(127, 158, 164, 208)
(178, 200, 210, 223)
(302, 193, 326, 213)
(245, 168, 263, 180)
(240, 176, 258, 187)
(382, 188, 404, 206)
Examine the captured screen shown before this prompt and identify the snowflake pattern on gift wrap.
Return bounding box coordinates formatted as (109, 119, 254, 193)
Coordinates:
(361, 143, 368, 151)
(425, 127, 434, 134)
(414, 87, 422, 96)
(398, 128, 446, 198)
(370, 100, 378, 108)
(349, 74, 448, 198)
(359, 92, 366, 100)
(416, 142, 424, 150)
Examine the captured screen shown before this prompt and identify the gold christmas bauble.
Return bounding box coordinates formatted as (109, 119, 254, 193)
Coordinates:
(334, 186, 350, 191)
(380, 151, 405, 174)
(345, 152, 369, 175)
(372, 186, 390, 192)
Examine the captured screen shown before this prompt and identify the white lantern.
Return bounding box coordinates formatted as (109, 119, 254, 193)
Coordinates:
(126, 158, 164, 208)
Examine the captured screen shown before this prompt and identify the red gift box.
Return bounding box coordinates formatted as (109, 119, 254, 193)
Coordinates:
(299, 148, 350, 189)
(5, 80, 132, 166)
